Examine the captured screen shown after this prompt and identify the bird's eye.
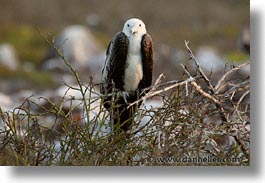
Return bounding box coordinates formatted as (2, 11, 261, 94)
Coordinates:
(127, 24, 130, 27)
(139, 24, 141, 27)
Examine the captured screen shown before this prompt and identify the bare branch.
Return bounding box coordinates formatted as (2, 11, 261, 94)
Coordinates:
(224, 79, 250, 96)
(215, 62, 250, 94)
(184, 40, 215, 93)
(181, 64, 221, 105)
(181, 64, 229, 123)
(127, 77, 195, 108)
(235, 90, 250, 113)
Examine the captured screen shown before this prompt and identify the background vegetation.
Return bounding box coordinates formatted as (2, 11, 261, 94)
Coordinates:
(0, 0, 249, 64)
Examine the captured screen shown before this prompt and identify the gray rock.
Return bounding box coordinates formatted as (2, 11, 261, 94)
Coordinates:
(41, 25, 103, 74)
(86, 14, 100, 27)
(0, 43, 19, 70)
(0, 92, 14, 111)
(239, 27, 250, 54)
(195, 46, 225, 72)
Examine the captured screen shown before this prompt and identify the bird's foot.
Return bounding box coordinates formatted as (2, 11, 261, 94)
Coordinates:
(121, 91, 130, 104)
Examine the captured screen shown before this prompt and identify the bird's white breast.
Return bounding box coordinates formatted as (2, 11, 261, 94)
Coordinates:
(123, 36, 143, 92)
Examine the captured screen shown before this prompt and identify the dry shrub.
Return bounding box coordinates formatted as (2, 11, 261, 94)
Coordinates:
(0, 40, 250, 166)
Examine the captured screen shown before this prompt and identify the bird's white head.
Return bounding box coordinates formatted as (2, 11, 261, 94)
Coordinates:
(122, 18, 147, 38)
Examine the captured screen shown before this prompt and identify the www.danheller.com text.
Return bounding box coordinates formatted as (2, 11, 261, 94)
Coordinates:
(149, 156, 241, 164)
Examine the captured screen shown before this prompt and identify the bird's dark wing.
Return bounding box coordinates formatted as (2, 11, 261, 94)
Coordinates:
(139, 33, 154, 93)
(101, 32, 129, 93)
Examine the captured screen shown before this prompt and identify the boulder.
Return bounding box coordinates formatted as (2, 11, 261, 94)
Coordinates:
(0, 92, 14, 111)
(239, 27, 250, 54)
(0, 44, 19, 70)
(195, 46, 225, 72)
(41, 25, 103, 74)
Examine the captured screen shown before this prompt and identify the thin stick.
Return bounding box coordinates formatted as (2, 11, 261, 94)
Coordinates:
(215, 62, 250, 94)
(235, 90, 250, 113)
(181, 64, 221, 105)
(127, 77, 195, 108)
(184, 40, 215, 93)
(224, 79, 250, 96)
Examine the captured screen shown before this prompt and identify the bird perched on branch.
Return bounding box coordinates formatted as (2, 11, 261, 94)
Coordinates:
(100, 18, 153, 133)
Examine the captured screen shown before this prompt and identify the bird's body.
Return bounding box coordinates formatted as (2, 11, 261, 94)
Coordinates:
(101, 18, 153, 132)
(124, 34, 143, 91)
